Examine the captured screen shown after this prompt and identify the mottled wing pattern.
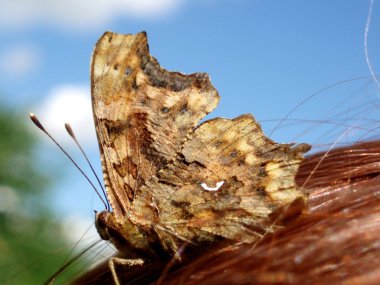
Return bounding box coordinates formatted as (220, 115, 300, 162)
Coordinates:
(132, 114, 309, 246)
(91, 32, 219, 223)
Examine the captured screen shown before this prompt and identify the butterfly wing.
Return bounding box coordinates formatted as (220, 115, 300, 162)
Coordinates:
(91, 32, 220, 222)
(131, 114, 309, 248)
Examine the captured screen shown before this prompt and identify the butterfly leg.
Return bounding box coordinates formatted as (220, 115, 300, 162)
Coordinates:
(109, 257, 144, 285)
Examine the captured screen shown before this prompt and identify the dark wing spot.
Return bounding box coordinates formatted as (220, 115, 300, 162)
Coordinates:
(125, 66, 132, 76)
(258, 167, 267, 177)
(103, 119, 131, 138)
(256, 187, 267, 197)
(230, 150, 238, 157)
(171, 201, 194, 219)
(171, 201, 191, 207)
(161, 107, 170, 113)
(180, 103, 188, 114)
(141, 58, 192, 92)
(132, 79, 139, 90)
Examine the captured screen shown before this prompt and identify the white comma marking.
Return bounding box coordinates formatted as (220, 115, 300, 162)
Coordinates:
(200, 181, 225, 191)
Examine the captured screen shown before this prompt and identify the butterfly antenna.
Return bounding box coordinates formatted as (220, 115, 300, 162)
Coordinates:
(29, 113, 109, 210)
(64, 123, 110, 210)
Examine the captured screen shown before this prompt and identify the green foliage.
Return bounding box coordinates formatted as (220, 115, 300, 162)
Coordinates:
(0, 106, 49, 196)
(0, 104, 85, 284)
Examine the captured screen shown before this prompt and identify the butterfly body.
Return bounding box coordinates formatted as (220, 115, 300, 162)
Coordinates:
(91, 31, 310, 259)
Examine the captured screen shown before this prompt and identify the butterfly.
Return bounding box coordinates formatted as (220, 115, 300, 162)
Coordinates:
(91, 31, 310, 284)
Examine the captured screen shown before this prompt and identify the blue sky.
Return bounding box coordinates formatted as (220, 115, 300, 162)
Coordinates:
(1, 0, 379, 241)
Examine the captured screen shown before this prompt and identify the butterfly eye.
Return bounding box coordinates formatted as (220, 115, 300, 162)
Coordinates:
(95, 211, 110, 240)
(200, 181, 225, 192)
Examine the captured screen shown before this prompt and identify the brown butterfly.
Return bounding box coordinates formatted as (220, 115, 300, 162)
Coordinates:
(91, 31, 310, 284)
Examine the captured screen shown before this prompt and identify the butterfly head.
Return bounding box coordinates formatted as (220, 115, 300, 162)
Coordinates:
(94, 210, 112, 241)
(95, 209, 162, 258)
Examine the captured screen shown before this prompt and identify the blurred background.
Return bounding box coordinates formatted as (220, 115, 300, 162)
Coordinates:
(0, 0, 379, 283)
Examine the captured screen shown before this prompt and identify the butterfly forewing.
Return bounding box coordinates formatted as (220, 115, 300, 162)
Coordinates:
(91, 31, 220, 224)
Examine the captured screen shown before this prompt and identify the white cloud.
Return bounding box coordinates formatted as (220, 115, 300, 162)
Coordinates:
(117, 0, 184, 18)
(36, 85, 97, 147)
(60, 214, 97, 244)
(0, 44, 41, 78)
(0, 0, 185, 31)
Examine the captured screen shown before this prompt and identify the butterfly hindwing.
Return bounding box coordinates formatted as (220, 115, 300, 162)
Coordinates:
(131, 114, 309, 246)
